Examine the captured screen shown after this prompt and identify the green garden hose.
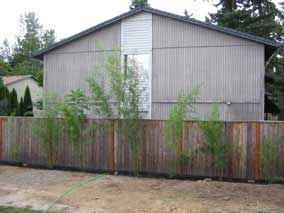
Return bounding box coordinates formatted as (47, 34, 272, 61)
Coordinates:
(42, 174, 106, 213)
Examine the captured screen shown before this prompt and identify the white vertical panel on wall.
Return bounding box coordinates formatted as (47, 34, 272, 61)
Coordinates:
(121, 12, 152, 118)
(121, 12, 152, 54)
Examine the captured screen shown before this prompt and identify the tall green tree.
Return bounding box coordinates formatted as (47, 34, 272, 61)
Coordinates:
(2, 12, 56, 85)
(130, 0, 150, 9)
(11, 12, 42, 66)
(9, 89, 18, 116)
(207, 0, 283, 39)
(41, 29, 56, 48)
(23, 86, 33, 116)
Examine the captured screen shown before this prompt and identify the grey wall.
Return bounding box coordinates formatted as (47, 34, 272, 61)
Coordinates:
(152, 14, 265, 120)
(44, 22, 121, 96)
(43, 12, 266, 121)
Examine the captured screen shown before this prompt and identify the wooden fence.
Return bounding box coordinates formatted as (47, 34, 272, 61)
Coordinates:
(0, 117, 283, 180)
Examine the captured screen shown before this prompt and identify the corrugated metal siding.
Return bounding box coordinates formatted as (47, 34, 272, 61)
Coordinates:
(152, 103, 262, 121)
(44, 22, 121, 97)
(152, 14, 265, 120)
(49, 23, 121, 54)
(153, 15, 257, 48)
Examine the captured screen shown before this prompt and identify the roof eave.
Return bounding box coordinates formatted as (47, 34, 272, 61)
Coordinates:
(32, 6, 282, 60)
(4, 75, 35, 86)
(32, 7, 144, 60)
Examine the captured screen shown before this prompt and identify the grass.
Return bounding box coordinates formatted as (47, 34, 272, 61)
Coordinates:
(0, 206, 40, 213)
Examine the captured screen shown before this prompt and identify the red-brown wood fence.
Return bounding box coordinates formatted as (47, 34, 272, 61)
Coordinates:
(0, 117, 284, 180)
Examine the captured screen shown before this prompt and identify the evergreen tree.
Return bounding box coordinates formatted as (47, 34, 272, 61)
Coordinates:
(23, 86, 33, 116)
(2, 12, 56, 86)
(0, 85, 10, 115)
(0, 86, 5, 115)
(207, 0, 283, 39)
(9, 89, 18, 116)
(5, 87, 10, 115)
(17, 97, 24, 116)
(130, 0, 150, 9)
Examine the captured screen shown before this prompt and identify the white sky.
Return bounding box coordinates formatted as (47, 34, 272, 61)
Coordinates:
(0, 0, 283, 45)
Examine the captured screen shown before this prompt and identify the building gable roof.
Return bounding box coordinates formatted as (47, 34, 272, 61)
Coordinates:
(32, 7, 282, 60)
(2, 75, 36, 86)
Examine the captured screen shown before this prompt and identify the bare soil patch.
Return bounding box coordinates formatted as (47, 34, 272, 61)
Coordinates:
(0, 165, 283, 212)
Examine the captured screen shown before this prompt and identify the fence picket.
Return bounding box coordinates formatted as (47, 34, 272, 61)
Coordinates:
(0, 117, 283, 180)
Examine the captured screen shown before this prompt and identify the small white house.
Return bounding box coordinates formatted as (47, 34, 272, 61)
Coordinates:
(2, 75, 42, 102)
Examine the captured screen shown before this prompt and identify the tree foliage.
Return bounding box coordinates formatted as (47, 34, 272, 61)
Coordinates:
(166, 89, 199, 153)
(198, 105, 232, 176)
(0, 39, 12, 62)
(130, 0, 150, 9)
(23, 86, 33, 116)
(0, 85, 10, 115)
(32, 94, 62, 168)
(64, 89, 89, 119)
(17, 97, 24, 116)
(165, 88, 199, 175)
(0, 12, 56, 85)
(88, 51, 144, 171)
(0, 59, 12, 76)
(9, 89, 18, 116)
(208, 0, 283, 39)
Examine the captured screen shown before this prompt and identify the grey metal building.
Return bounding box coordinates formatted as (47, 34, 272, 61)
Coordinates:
(33, 7, 281, 121)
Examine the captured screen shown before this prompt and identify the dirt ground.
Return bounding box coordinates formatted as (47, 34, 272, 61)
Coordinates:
(0, 165, 283, 213)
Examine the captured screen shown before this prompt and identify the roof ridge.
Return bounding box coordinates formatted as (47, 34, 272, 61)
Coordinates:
(33, 6, 282, 60)
(142, 7, 281, 47)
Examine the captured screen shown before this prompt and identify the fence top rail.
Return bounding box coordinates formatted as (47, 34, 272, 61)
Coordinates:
(0, 116, 284, 124)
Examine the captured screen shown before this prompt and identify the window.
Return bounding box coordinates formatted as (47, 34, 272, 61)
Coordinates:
(123, 54, 151, 118)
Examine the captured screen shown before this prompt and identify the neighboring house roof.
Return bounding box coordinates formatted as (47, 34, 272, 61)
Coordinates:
(2, 75, 35, 86)
(32, 6, 282, 60)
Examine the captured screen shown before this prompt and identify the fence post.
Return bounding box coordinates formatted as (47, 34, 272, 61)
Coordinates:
(109, 120, 115, 172)
(0, 118, 2, 161)
(177, 123, 183, 176)
(255, 122, 261, 179)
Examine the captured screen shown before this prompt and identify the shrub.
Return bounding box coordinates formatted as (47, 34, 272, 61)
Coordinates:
(88, 51, 144, 172)
(165, 88, 199, 174)
(199, 105, 231, 177)
(32, 94, 61, 168)
(60, 89, 90, 166)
